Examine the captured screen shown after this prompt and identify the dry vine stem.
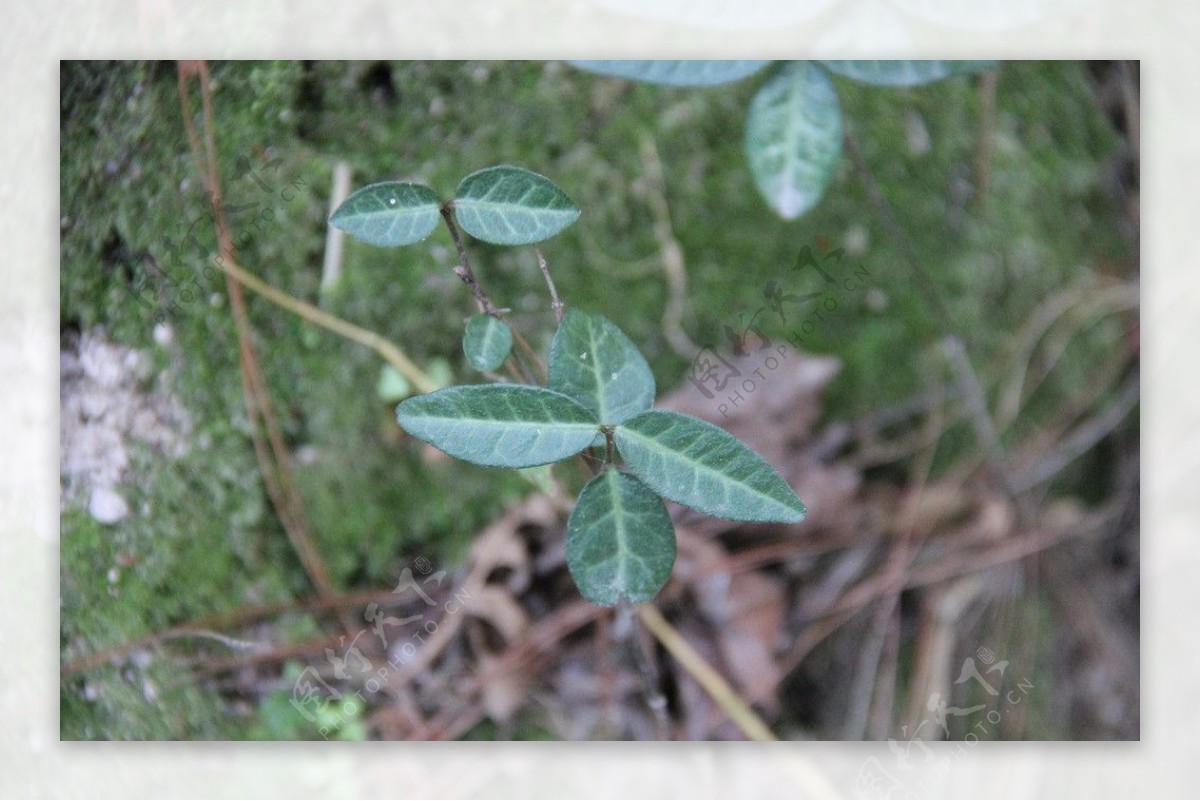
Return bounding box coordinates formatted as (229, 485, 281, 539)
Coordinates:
(177, 62, 340, 616)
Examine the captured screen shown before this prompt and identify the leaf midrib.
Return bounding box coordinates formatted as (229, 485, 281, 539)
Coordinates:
(618, 422, 794, 513)
(779, 62, 805, 202)
(580, 321, 612, 422)
(408, 414, 595, 433)
(457, 196, 574, 215)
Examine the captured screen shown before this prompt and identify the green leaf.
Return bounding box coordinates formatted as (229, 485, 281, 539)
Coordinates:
(614, 410, 806, 523)
(566, 470, 676, 606)
(462, 314, 513, 373)
(548, 308, 655, 425)
(452, 166, 580, 245)
(396, 385, 598, 468)
(744, 61, 843, 220)
(328, 181, 441, 247)
(820, 60, 998, 87)
(568, 60, 769, 86)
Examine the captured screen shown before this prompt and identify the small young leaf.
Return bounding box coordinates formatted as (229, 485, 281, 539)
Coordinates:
(614, 410, 806, 523)
(549, 308, 655, 425)
(744, 61, 843, 220)
(462, 314, 513, 373)
(568, 60, 769, 87)
(566, 470, 676, 606)
(396, 385, 599, 468)
(820, 60, 998, 87)
(453, 166, 580, 245)
(328, 181, 441, 246)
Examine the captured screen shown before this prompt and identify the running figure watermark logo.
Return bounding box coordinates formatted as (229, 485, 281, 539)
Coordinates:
(288, 555, 470, 739)
(855, 646, 1034, 799)
(687, 234, 870, 417)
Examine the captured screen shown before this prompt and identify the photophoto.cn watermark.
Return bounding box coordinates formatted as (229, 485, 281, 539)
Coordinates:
(126, 145, 308, 324)
(687, 234, 871, 418)
(287, 555, 471, 739)
(855, 646, 1035, 800)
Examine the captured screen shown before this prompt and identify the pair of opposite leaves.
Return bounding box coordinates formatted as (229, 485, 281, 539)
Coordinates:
(396, 308, 806, 605)
(329, 165, 580, 248)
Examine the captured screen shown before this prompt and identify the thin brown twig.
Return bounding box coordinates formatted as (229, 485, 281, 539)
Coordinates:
(996, 280, 1137, 433)
(636, 604, 775, 742)
(218, 256, 438, 393)
(512, 328, 547, 383)
(364, 600, 604, 738)
(780, 503, 1118, 674)
(639, 134, 698, 359)
(177, 62, 339, 605)
(1014, 370, 1139, 492)
(843, 400, 946, 740)
(61, 584, 415, 677)
(440, 204, 499, 317)
(621, 602, 673, 739)
(439, 204, 545, 382)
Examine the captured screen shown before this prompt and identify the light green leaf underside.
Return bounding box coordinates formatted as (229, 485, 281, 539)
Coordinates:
(614, 409, 806, 523)
(568, 60, 770, 86)
(548, 308, 655, 425)
(328, 181, 441, 246)
(820, 60, 998, 87)
(396, 385, 599, 468)
(566, 470, 676, 606)
(453, 165, 580, 245)
(745, 61, 843, 220)
(462, 314, 513, 373)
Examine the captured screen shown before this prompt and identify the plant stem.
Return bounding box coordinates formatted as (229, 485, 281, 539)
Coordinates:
(636, 604, 777, 742)
(534, 246, 565, 325)
(178, 61, 372, 638)
(640, 134, 699, 359)
(619, 603, 672, 739)
(440, 204, 499, 317)
(439, 204, 546, 382)
(216, 255, 438, 395)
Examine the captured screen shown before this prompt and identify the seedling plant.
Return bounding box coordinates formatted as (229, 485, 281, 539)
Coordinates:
(330, 164, 806, 606)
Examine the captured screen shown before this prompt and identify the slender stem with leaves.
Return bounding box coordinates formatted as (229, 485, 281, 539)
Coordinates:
(330, 164, 806, 606)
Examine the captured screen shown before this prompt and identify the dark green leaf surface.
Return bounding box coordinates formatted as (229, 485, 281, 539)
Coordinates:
(396, 385, 598, 468)
(820, 60, 998, 87)
(452, 166, 580, 245)
(744, 61, 843, 220)
(462, 314, 513, 372)
(548, 308, 655, 424)
(615, 410, 806, 523)
(328, 181, 441, 246)
(568, 60, 769, 86)
(566, 470, 676, 606)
